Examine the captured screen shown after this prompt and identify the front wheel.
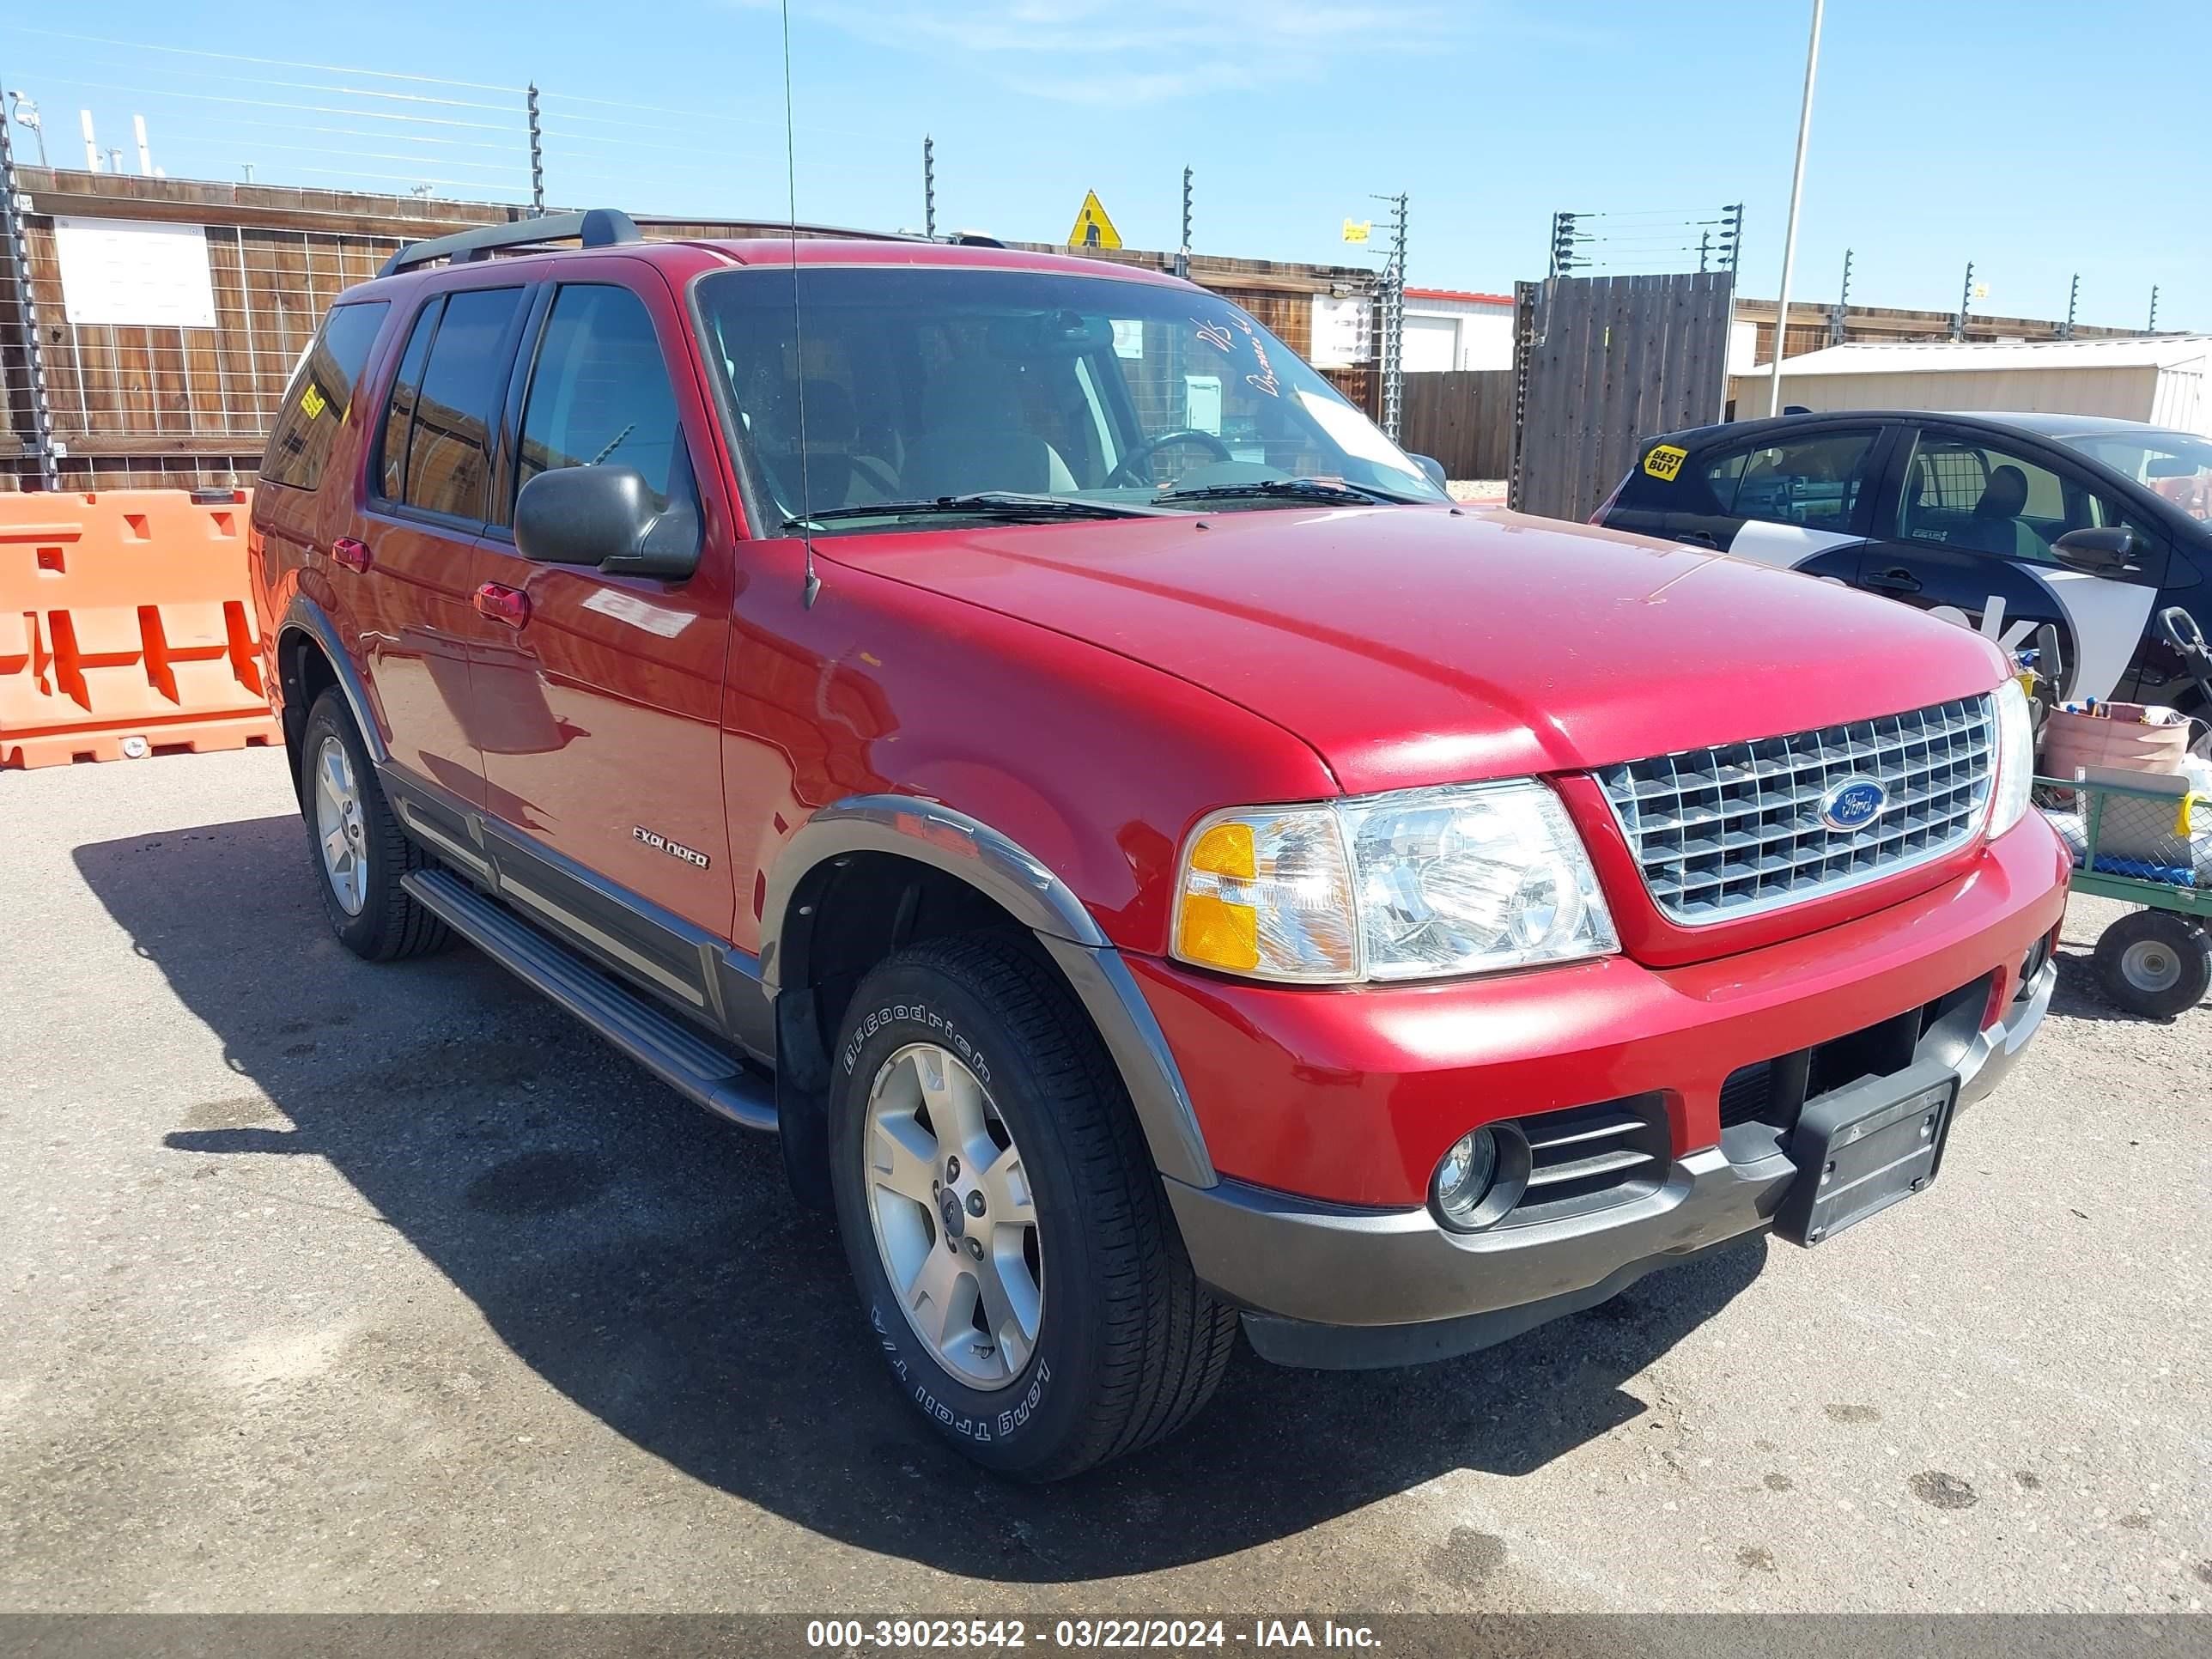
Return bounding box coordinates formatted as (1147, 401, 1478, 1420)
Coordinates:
(828, 936, 1237, 1481)
(2093, 908, 2211, 1018)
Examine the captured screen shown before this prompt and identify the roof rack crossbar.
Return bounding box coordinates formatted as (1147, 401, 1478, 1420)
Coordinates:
(379, 208, 642, 278)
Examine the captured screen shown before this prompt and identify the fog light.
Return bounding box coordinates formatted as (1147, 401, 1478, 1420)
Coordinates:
(1433, 1128, 1498, 1225)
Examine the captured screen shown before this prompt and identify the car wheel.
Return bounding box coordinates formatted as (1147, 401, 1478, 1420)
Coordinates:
(298, 690, 450, 962)
(2093, 908, 2211, 1019)
(829, 934, 1237, 1481)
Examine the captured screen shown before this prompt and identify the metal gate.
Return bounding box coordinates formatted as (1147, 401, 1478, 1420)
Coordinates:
(1509, 271, 1734, 523)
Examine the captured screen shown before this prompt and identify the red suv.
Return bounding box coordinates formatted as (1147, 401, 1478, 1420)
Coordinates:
(249, 210, 2069, 1480)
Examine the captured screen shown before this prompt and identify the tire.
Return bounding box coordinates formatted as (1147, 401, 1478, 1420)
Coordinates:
(297, 689, 450, 962)
(828, 935, 1237, 1481)
(2093, 908, 2211, 1019)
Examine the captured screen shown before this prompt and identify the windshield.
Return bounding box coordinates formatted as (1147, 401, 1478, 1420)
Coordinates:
(694, 265, 1446, 532)
(2052, 428, 2212, 523)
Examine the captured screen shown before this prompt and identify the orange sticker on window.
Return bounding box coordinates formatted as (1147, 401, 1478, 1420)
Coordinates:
(1643, 443, 1687, 482)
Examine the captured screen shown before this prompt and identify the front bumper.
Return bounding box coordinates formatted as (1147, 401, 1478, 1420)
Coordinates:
(1146, 818, 2069, 1370)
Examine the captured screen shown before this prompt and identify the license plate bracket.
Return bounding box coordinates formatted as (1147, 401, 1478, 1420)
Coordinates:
(1775, 1057, 1960, 1247)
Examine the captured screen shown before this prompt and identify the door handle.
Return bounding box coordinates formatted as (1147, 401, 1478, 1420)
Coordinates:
(473, 581, 532, 628)
(331, 537, 373, 573)
(1864, 568, 1923, 595)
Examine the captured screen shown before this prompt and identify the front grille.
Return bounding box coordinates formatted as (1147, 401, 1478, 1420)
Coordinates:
(1598, 695, 1996, 925)
(1504, 1092, 1670, 1227)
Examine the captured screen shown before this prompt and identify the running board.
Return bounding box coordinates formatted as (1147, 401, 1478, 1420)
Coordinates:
(402, 867, 777, 1133)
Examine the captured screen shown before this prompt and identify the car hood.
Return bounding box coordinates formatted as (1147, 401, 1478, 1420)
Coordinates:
(823, 504, 2010, 795)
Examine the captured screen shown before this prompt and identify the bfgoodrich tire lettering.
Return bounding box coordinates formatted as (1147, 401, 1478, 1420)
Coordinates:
(298, 690, 450, 963)
(829, 935, 1237, 1481)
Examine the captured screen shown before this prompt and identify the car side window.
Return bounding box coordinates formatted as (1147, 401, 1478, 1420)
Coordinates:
(1713, 430, 1877, 530)
(376, 300, 441, 504)
(515, 284, 687, 509)
(1893, 432, 2087, 565)
(400, 286, 526, 522)
(260, 300, 389, 492)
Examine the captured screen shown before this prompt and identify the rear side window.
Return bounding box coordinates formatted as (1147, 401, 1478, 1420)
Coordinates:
(1713, 429, 1877, 531)
(374, 286, 526, 522)
(260, 301, 388, 491)
(377, 301, 440, 503)
(515, 284, 685, 507)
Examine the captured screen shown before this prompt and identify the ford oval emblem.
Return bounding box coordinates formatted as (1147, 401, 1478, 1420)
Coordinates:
(1818, 776, 1888, 832)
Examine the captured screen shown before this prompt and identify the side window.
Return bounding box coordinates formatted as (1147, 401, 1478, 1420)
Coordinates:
(1720, 429, 1877, 530)
(1698, 448, 1750, 510)
(516, 285, 685, 508)
(260, 301, 388, 491)
(1894, 433, 2087, 564)
(399, 286, 526, 522)
(377, 300, 440, 504)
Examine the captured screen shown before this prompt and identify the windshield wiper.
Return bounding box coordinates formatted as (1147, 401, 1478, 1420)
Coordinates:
(783, 492, 1163, 530)
(1152, 476, 1424, 507)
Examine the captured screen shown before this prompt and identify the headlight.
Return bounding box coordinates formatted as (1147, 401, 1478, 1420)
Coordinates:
(1989, 676, 2035, 838)
(1173, 781, 1618, 984)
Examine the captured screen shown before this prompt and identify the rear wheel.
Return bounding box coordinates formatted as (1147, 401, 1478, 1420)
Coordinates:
(828, 935, 1237, 1481)
(298, 690, 450, 962)
(2094, 908, 2211, 1018)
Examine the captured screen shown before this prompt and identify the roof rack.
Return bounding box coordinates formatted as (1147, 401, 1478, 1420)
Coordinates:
(379, 208, 641, 278)
(376, 207, 1005, 279)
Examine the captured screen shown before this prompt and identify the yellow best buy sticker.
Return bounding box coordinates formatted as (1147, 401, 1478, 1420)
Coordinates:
(1643, 443, 1686, 482)
(299, 381, 328, 421)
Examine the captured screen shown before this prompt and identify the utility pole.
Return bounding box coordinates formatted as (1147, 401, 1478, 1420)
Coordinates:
(2148, 285, 2160, 333)
(1174, 164, 1192, 281)
(922, 135, 935, 239)
(1828, 247, 1853, 345)
(0, 87, 60, 490)
(1373, 191, 1407, 440)
(1952, 261, 1975, 343)
(1766, 0, 1825, 416)
(526, 83, 544, 216)
(2060, 273, 2079, 341)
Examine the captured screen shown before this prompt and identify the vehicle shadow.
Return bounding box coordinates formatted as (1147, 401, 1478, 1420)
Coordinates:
(76, 811, 1767, 1583)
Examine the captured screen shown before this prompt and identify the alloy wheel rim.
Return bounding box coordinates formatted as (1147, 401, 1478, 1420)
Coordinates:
(2120, 939, 2181, 994)
(863, 1042, 1042, 1391)
(313, 735, 368, 917)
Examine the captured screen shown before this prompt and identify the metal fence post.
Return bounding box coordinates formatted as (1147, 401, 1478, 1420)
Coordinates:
(923, 135, 936, 239)
(1174, 165, 1191, 282)
(1827, 247, 1851, 345)
(526, 83, 545, 216)
(1373, 191, 1407, 441)
(0, 91, 59, 490)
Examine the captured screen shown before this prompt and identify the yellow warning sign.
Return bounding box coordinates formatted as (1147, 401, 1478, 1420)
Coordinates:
(1342, 219, 1371, 245)
(1643, 443, 1687, 482)
(299, 381, 328, 421)
(1066, 191, 1121, 252)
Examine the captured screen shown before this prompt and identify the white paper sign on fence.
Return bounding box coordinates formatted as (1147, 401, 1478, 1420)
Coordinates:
(1309, 294, 1370, 368)
(55, 218, 219, 329)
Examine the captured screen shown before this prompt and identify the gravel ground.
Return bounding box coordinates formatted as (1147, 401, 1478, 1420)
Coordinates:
(2, 749, 2208, 1616)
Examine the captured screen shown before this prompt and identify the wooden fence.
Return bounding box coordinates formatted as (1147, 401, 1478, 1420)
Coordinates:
(1399, 369, 1514, 480)
(1510, 271, 1734, 522)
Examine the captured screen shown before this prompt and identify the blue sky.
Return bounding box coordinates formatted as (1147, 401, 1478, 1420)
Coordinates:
(6, 2, 2204, 329)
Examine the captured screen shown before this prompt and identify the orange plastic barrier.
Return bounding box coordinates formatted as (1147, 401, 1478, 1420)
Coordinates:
(0, 489, 280, 769)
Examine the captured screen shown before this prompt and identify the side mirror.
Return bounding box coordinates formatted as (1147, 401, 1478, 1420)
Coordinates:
(514, 465, 701, 580)
(2052, 526, 2142, 576)
(1407, 453, 1449, 491)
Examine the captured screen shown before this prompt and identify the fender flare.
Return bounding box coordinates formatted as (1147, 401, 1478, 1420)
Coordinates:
(762, 795, 1217, 1189)
(276, 595, 388, 766)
